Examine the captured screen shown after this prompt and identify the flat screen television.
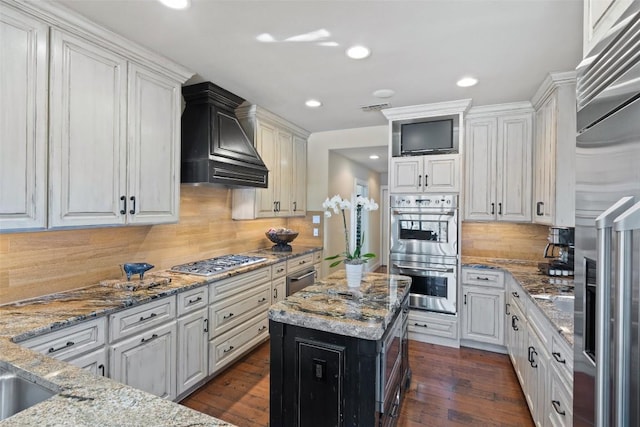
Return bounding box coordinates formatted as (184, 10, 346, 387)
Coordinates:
(391, 114, 460, 157)
(400, 118, 454, 155)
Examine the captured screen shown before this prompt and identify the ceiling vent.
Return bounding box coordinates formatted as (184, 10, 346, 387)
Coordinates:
(360, 102, 391, 112)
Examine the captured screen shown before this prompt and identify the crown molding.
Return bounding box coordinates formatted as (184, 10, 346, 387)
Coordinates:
(531, 71, 577, 109)
(236, 103, 310, 138)
(381, 99, 472, 121)
(467, 101, 534, 118)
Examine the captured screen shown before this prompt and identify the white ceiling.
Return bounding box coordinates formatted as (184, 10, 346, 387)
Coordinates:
(56, 0, 583, 137)
(332, 146, 390, 174)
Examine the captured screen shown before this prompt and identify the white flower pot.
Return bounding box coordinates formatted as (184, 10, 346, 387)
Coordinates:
(345, 263, 364, 288)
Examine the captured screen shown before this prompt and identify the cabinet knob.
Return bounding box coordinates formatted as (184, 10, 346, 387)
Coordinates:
(129, 196, 136, 215)
(418, 175, 422, 187)
(120, 196, 127, 215)
(536, 201, 544, 216)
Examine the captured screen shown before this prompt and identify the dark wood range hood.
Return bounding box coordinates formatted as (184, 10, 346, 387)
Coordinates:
(181, 82, 269, 188)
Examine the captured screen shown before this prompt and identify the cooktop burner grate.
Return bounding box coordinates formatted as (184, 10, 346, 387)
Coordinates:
(170, 255, 267, 276)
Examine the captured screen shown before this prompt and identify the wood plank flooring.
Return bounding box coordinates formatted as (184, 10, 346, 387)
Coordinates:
(180, 340, 533, 426)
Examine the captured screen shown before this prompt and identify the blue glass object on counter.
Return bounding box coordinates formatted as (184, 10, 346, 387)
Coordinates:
(122, 263, 154, 280)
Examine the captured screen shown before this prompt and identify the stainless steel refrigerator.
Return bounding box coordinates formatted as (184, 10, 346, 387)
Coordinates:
(574, 4, 640, 426)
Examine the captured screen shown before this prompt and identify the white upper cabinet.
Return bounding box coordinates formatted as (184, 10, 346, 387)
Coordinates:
(531, 72, 576, 227)
(1, 1, 192, 231)
(233, 105, 309, 219)
(126, 64, 181, 225)
(390, 154, 460, 193)
(0, 4, 48, 231)
(583, 0, 635, 57)
(49, 29, 128, 228)
(464, 104, 533, 222)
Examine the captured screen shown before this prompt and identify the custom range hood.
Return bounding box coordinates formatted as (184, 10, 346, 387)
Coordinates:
(181, 82, 268, 187)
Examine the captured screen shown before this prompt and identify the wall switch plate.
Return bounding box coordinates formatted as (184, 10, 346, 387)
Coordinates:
(313, 228, 319, 237)
(312, 215, 320, 224)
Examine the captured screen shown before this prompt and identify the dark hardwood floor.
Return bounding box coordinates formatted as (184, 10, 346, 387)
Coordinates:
(181, 340, 533, 427)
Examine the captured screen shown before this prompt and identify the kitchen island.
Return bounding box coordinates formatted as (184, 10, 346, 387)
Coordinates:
(269, 270, 412, 427)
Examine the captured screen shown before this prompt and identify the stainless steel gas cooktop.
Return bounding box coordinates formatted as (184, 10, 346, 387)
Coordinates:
(170, 254, 267, 276)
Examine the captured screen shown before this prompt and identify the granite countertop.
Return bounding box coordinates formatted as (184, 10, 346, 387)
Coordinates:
(0, 246, 322, 426)
(268, 271, 412, 341)
(462, 256, 574, 346)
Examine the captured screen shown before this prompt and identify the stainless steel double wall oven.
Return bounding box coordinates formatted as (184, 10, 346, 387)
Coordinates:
(389, 194, 458, 314)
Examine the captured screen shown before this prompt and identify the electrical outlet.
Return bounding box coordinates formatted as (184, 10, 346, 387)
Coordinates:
(312, 215, 320, 224)
(313, 228, 319, 237)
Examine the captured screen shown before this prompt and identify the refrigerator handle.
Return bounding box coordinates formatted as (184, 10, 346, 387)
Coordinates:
(613, 201, 640, 427)
(595, 196, 635, 427)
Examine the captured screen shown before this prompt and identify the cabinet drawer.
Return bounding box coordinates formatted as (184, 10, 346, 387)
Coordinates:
(550, 333, 573, 381)
(527, 302, 552, 350)
(209, 267, 271, 303)
(209, 315, 269, 375)
(177, 286, 208, 317)
(272, 262, 287, 279)
(508, 283, 526, 314)
(548, 364, 573, 427)
(408, 311, 458, 339)
(22, 317, 106, 361)
(109, 296, 176, 342)
(209, 282, 270, 339)
(462, 268, 504, 288)
(287, 253, 314, 273)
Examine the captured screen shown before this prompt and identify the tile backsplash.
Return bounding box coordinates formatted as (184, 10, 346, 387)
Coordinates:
(461, 222, 549, 261)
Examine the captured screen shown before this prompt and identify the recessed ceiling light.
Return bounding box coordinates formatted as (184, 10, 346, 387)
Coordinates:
(317, 41, 340, 47)
(346, 45, 371, 60)
(256, 33, 276, 43)
(158, 0, 190, 10)
(369, 155, 380, 160)
(373, 89, 395, 99)
(305, 99, 322, 108)
(456, 77, 478, 87)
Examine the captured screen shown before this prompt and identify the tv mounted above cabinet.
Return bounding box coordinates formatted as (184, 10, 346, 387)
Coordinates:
(391, 114, 459, 156)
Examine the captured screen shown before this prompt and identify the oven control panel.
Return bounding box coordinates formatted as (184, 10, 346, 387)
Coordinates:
(390, 194, 457, 209)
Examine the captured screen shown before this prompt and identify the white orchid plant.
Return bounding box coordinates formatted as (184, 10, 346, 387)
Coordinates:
(322, 194, 379, 268)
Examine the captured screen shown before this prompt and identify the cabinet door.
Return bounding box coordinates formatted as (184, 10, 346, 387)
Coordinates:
(126, 64, 180, 225)
(526, 328, 550, 427)
(424, 154, 460, 192)
(67, 347, 108, 377)
(177, 309, 208, 395)
(496, 113, 532, 222)
(533, 96, 556, 225)
(390, 157, 422, 193)
(462, 287, 505, 345)
(272, 276, 286, 304)
(255, 121, 278, 217)
(276, 129, 293, 216)
(291, 134, 307, 216)
(111, 320, 177, 400)
(0, 6, 48, 231)
(508, 301, 527, 387)
(464, 118, 497, 220)
(49, 29, 127, 228)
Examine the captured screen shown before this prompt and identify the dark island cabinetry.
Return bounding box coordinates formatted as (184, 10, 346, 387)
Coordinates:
(268, 271, 411, 427)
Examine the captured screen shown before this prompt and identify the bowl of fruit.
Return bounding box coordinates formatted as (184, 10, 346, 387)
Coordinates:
(265, 228, 299, 252)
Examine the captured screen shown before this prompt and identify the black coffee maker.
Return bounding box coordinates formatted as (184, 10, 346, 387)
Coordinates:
(539, 227, 574, 276)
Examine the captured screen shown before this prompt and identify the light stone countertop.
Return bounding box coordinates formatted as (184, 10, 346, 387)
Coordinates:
(268, 270, 412, 341)
(462, 256, 574, 346)
(0, 246, 322, 426)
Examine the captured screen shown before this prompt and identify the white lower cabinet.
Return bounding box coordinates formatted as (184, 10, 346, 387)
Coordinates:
(209, 315, 269, 375)
(461, 267, 506, 347)
(461, 287, 505, 346)
(505, 277, 573, 426)
(525, 326, 550, 427)
(110, 320, 177, 400)
(272, 276, 286, 304)
(408, 309, 459, 348)
(68, 347, 108, 377)
(177, 308, 208, 396)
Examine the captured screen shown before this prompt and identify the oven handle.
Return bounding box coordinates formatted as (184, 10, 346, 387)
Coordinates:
(289, 270, 316, 281)
(392, 264, 454, 273)
(392, 209, 455, 216)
